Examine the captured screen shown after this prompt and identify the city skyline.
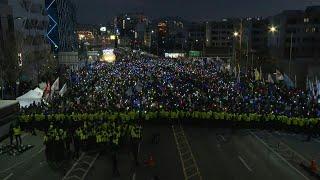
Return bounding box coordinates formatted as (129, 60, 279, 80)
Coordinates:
(77, 0, 316, 24)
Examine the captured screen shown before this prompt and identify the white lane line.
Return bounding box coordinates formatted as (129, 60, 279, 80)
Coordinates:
(250, 131, 310, 180)
(132, 172, 136, 180)
(238, 156, 252, 172)
(62, 153, 85, 179)
(219, 135, 226, 142)
(3, 173, 13, 180)
(0, 147, 45, 174)
(314, 139, 320, 144)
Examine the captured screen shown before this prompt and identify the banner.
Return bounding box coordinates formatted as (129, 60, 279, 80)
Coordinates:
(59, 83, 67, 96)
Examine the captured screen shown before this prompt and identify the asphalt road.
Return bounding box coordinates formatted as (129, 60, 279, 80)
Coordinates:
(0, 133, 66, 180)
(184, 127, 309, 180)
(87, 125, 316, 180)
(1, 125, 319, 180)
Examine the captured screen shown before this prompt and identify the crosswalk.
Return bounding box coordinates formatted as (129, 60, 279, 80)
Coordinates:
(62, 152, 99, 180)
(172, 125, 202, 180)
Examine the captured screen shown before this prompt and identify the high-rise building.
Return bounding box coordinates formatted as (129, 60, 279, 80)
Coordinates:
(8, 0, 50, 82)
(0, 0, 18, 97)
(205, 19, 240, 57)
(187, 22, 206, 52)
(154, 17, 186, 55)
(114, 13, 149, 48)
(45, 0, 77, 52)
(45, 0, 59, 52)
(268, 6, 320, 60)
(242, 18, 269, 59)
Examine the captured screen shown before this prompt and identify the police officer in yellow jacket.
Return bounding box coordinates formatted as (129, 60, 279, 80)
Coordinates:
(13, 124, 22, 147)
(130, 124, 142, 166)
(111, 128, 120, 177)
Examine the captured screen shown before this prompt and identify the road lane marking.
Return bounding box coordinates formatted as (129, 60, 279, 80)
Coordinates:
(261, 130, 311, 163)
(314, 139, 320, 144)
(3, 173, 13, 180)
(219, 135, 226, 142)
(250, 131, 310, 180)
(238, 156, 252, 172)
(0, 146, 45, 174)
(132, 172, 136, 180)
(172, 125, 202, 180)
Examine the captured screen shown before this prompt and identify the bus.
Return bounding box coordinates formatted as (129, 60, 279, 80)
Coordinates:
(0, 100, 19, 141)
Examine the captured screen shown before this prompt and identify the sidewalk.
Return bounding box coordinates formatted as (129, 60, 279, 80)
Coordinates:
(0, 131, 64, 180)
(272, 131, 320, 165)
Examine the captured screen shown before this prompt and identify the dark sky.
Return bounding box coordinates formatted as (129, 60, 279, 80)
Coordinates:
(77, 0, 313, 24)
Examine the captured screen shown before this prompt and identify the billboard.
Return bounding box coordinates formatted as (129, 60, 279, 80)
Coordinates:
(100, 27, 106, 32)
(189, 51, 201, 57)
(101, 49, 116, 62)
(165, 53, 185, 58)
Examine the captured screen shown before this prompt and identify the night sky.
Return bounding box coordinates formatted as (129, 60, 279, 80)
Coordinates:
(77, 0, 313, 24)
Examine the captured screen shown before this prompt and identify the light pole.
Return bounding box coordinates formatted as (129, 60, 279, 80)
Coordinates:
(268, 25, 278, 73)
(289, 32, 293, 78)
(233, 31, 239, 67)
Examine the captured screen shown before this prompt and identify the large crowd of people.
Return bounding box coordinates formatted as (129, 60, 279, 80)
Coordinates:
(23, 52, 320, 118)
(18, 50, 320, 175)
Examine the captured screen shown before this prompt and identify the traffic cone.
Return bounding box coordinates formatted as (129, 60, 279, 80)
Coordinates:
(310, 160, 317, 173)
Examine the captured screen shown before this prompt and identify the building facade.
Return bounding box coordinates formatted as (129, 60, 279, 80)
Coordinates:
(242, 18, 268, 59)
(8, 0, 50, 82)
(114, 13, 149, 49)
(268, 6, 320, 60)
(187, 22, 206, 53)
(153, 17, 186, 55)
(205, 19, 239, 57)
(0, 0, 18, 98)
(45, 0, 77, 52)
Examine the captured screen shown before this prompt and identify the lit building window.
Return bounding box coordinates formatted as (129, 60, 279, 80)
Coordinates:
(304, 18, 309, 23)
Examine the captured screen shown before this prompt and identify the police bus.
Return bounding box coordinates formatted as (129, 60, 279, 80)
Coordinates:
(0, 100, 19, 141)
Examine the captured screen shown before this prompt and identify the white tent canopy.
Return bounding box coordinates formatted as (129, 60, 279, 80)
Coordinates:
(16, 89, 43, 107)
(33, 87, 44, 95)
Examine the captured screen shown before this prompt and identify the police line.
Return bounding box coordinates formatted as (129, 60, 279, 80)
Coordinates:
(19, 111, 319, 128)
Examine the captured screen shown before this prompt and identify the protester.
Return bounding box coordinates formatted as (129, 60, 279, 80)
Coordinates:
(19, 50, 320, 168)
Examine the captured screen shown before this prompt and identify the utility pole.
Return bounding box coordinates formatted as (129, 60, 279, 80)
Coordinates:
(289, 32, 293, 78)
(246, 39, 249, 74)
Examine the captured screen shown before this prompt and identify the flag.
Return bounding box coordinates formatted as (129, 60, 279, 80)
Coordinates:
(51, 78, 59, 91)
(283, 74, 294, 88)
(267, 74, 274, 83)
(275, 69, 284, 81)
(50, 77, 59, 97)
(233, 67, 237, 77)
(306, 77, 309, 90)
(42, 82, 51, 100)
(316, 77, 320, 97)
(59, 83, 67, 96)
(254, 68, 260, 81)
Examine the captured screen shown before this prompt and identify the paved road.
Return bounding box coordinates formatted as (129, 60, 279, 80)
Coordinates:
(87, 125, 316, 180)
(1, 126, 318, 180)
(184, 127, 310, 180)
(0, 133, 68, 180)
(86, 124, 184, 180)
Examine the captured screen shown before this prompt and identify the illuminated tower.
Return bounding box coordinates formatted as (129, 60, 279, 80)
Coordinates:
(46, 0, 77, 52)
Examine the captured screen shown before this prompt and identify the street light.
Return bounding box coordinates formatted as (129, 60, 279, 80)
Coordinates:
(269, 26, 277, 33)
(233, 31, 240, 67)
